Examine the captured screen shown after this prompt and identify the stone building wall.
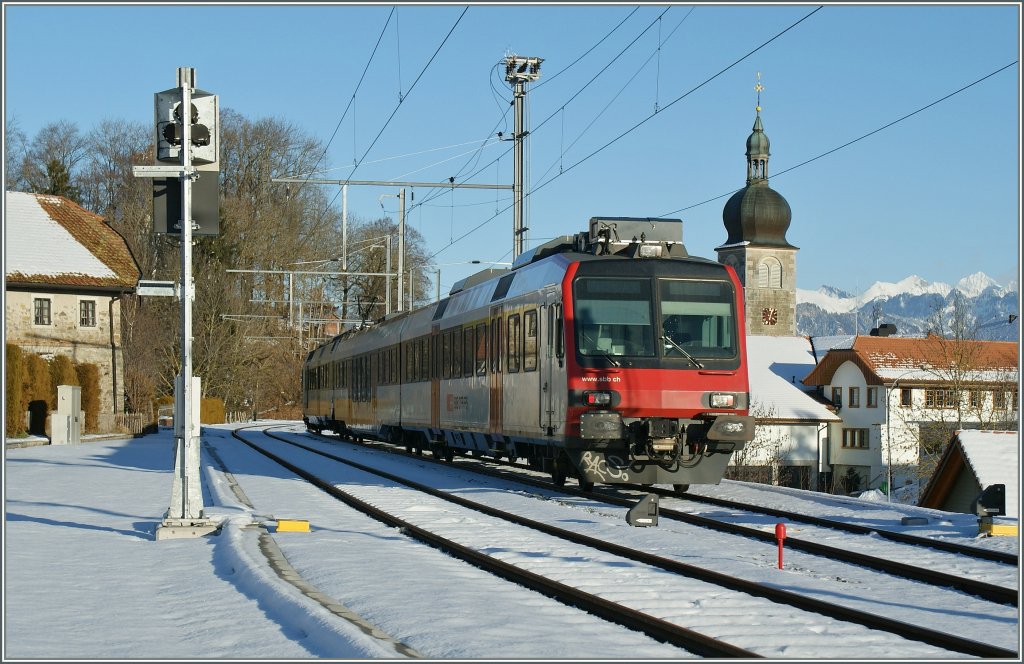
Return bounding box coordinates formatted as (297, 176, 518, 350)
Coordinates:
(5, 288, 125, 416)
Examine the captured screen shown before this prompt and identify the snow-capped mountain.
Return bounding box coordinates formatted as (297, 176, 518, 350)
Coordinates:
(796, 273, 1019, 341)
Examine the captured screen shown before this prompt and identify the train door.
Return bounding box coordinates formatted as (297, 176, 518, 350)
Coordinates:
(430, 325, 440, 430)
(539, 291, 562, 434)
(488, 306, 503, 434)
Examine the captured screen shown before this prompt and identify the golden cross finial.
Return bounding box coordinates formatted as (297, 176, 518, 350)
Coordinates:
(755, 71, 764, 113)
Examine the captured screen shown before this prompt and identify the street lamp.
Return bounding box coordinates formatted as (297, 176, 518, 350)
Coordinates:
(884, 363, 931, 502)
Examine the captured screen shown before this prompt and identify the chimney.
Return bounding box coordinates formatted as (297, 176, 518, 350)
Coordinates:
(870, 323, 897, 337)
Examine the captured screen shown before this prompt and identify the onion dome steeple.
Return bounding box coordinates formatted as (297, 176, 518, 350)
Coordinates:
(721, 74, 796, 249)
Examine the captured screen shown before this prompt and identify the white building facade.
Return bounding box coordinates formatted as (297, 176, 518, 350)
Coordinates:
(804, 335, 1019, 498)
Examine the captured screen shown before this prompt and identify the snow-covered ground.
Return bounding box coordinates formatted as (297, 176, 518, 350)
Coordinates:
(4, 422, 1020, 659)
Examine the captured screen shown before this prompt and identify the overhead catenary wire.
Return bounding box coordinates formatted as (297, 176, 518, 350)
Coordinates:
(447, 6, 674, 196)
(533, 7, 694, 188)
(286, 7, 395, 200)
(315, 6, 469, 222)
(427, 6, 823, 261)
(404, 7, 656, 218)
(655, 59, 1020, 219)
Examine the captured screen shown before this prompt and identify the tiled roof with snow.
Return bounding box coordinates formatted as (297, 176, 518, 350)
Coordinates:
(804, 334, 1018, 387)
(956, 430, 1019, 519)
(808, 335, 856, 360)
(747, 335, 840, 422)
(4, 191, 138, 290)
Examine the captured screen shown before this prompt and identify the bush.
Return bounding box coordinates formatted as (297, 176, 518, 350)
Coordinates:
(48, 354, 78, 410)
(75, 363, 101, 433)
(6, 344, 25, 436)
(201, 398, 225, 424)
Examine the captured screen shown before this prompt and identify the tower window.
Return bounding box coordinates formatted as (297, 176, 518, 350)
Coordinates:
(757, 257, 783, 289)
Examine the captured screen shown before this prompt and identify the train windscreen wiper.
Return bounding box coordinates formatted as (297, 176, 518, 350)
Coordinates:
(661, 335, 704, 368)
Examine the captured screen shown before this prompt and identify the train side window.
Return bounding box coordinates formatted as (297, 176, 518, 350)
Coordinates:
(431, 333, 439, 380)
(490, 318, 502, 373)
(420, 337, 429, 382)
(442, 331, 452, 379)
(524, 309, 538, 372)
(475, 322, 487, 376)
(554, 304, 564, 364)
(452, 326, 463, 377)
(463, 326, 475, 377)
(507, 313, 521, 373)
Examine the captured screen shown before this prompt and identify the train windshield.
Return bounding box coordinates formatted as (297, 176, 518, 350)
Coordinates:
(659, 279, 737, 359)
(574, 277, 737, 362)
(575, 278, 656, 357)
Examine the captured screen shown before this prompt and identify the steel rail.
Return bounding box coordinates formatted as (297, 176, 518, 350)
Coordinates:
(316, 431, 1018, 606)
(641, 485, 1018, 566)
(231, 427, 757, 658)
(251, 428, 1017, 658)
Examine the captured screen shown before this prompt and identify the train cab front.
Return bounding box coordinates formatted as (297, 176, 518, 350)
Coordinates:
(560, 244, 756, 489)
(568, 390, 756, 488)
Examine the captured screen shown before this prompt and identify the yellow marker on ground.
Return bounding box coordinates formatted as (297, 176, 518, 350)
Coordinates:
(979, 517, 1017, 537)
(276, 519, 311, 533)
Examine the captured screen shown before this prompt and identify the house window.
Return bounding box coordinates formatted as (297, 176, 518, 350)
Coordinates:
(925, 388, 957, 409)
(841, 428, 869, 449)
(900, 388, 912, 407)
(33, 298, 52, 325)
(80, 300, 97, 327)
(848, 387, 860, 408)
(993, 389, 1007, 411)
(866, 387, 878, 408)
(831, 387, 842, 408)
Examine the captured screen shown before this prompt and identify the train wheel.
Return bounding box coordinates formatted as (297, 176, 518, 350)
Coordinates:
(579, 478, 595, 492)
(551, 467, 567, 486)
(444, 449, 454, 463)
(673, 484, 690, 495)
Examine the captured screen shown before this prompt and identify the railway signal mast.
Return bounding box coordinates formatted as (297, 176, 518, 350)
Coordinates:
(135, 67, 219, 539)
(505, 54, 542, 260)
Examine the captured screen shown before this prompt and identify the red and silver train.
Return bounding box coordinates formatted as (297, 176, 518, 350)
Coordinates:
(302, 217, 754, 491)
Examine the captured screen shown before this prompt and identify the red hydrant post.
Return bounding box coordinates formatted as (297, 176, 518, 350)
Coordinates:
(775, 522, 787, 569)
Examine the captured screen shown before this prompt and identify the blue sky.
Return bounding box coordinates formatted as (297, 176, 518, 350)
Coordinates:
(4, 3, 1020, 294)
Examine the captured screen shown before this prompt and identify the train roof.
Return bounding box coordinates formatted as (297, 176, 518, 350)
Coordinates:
(306, 218, 727, 358)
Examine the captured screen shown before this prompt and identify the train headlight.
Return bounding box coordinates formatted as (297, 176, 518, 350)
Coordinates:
(584, 391, 612, 406)
(709, 393, 736, 408)
(638, 244, 662, 258)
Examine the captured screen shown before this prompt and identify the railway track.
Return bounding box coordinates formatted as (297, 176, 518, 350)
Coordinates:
(231, 426, 753, 658)
(639, 484, 1019, 566)
(229, 425, 1018, 658)
(307, 427, 1019, 606)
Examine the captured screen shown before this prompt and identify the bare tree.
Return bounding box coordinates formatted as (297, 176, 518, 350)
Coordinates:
(727, 399, 786, 486)
(896, 294, 1019, 488)
(19, 120, 90, 201)
(5, 117, 29, 190)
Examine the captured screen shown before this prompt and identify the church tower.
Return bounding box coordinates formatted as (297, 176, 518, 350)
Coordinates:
(716, 74, 798, 336)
